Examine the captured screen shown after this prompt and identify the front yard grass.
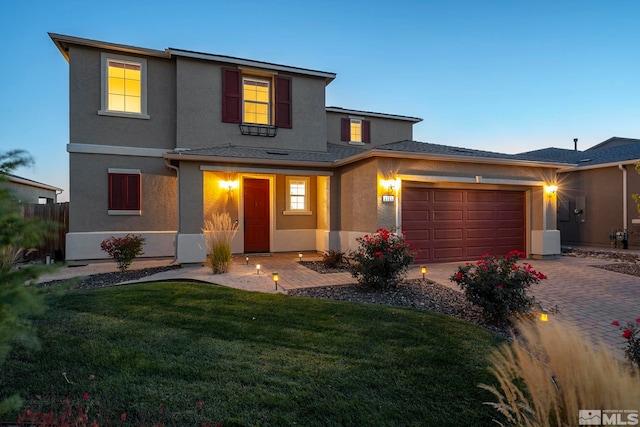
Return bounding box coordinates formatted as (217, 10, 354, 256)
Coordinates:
(1, 282, 504, 426)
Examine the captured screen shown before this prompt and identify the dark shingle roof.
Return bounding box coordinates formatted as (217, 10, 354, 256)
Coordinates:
(520, 141, 640, 167)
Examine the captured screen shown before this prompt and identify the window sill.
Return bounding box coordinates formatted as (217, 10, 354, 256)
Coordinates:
(108, 210, 142, 216)
(98, 110, 150, 120)
(349, 141, 365, 145)
(283, 210, 312, 216)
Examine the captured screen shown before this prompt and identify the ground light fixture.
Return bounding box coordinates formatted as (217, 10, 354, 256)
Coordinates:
(246, 256, 249, 265)
(539, 309, 549, 322)
(256, 264, 261, 275)
(420, 265, 427, 279)
(272, 272, 279, 290)
(298, 252, 303, 262)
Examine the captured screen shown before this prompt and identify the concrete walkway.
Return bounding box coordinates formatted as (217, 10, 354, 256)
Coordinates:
(37, 251, 640, 356)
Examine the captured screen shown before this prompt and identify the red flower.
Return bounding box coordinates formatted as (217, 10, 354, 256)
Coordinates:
(198, 401, 203, 409)
(83, 392, 89, 399)
(456, 271, 463, 281)
(637, 318, 640, 323)
(623, 329, 632, 339)
(497, 284, 503, 289)
(121, 413, 127, 421)
(612, 320, 620, 326)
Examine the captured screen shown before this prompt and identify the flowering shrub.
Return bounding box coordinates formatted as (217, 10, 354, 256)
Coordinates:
(450, 250, 547, 324)
(349, 228, 417, 289)
(612, 318, 640, 369)
(100, 235, 145, 272)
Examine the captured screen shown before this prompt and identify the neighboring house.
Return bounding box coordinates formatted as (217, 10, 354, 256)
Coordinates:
(521, 137, 640, 250)
(50, 33, 569, 264)
(1, 174, 62, 204)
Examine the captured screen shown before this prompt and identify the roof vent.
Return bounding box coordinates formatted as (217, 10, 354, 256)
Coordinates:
(578, 158, 591, 163)
(266, 151, 289, 156)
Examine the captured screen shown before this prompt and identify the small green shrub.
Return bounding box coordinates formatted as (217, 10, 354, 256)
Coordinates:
(100, 235, 145, 272)
(322, 249, 348, 268)
(349, 228, 416, 289)
(450, 250, 546, 324)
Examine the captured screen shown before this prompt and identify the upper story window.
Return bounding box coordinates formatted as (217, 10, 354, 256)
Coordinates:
(222, 68, 292, 129)
(243, 78, 270, 125)
(99, 53, 149, 119)
(341, 117, 370, 144)
(284, 176, 311, 215)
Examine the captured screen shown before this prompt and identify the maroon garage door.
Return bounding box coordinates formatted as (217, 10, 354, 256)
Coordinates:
(402, 188, 525, 263)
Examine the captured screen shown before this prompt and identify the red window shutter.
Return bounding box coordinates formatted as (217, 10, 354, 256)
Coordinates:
(362, 120, 371, 143)
(341, 118, 350, 141)
(222, 68, 241, 123)
(109, 173, 141, 210)
(275, 76, 292, 128)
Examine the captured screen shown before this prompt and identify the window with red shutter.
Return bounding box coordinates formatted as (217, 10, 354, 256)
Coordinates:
(109, 173, 141, 212)
(341, 118, 350, 141)
(362, 120, 371, 143)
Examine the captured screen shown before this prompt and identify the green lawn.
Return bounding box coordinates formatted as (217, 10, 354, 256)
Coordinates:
(1, 282, 504, 426)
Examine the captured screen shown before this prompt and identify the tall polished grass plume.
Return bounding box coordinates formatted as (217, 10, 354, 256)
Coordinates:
(481, 318, 640, 426)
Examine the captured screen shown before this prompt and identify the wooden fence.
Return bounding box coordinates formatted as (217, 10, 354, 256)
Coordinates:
(21, 202, 69, 262)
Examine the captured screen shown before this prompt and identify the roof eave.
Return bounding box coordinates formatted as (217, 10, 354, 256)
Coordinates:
(558, 158, 640, 173)
(326, 107, 422, 123)
(163, 152, 335, 169)
(48, 33, 169, 62)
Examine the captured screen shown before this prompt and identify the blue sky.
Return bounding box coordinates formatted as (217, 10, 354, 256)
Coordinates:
(2, 0, 639, 202)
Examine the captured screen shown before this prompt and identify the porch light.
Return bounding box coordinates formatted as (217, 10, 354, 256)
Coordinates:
(544, 185, 558, 196)
(272, 272, 279, 290)
(539, 309, 549, 322)
(380, 178, 400, 193)
(256, 264, 261, 275)
(219, 180, 238, 192)
(420, 265, 427, 279)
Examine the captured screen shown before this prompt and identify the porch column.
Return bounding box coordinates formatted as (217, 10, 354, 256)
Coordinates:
(531, 185, 561, 259)
(176, 162, 206, 264)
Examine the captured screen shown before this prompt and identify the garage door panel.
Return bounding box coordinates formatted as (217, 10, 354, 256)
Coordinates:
(403, 188, 525, 263)
(433, 210, 463, 221)
(467, 210, 495, 221)
(433, 190, 463, 203)
(433, 228, 463, 240)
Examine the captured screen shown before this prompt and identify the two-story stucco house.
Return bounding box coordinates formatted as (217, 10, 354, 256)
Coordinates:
(50, 33, 569, 264)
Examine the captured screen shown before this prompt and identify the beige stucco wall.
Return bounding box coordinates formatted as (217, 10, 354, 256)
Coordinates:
(558, 166, 629, 247)
(178, 162, 205, 234)
(326, 111, 414, 147)
(175, 57, 328, 152)
(68, 153, 177, 232)
(203, 171, 240, 227)
(68, 45, 176, 150)
(336, 159, 379, 232)
(275, 175, 317, 230)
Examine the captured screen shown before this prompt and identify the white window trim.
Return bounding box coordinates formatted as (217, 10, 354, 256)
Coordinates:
(99, 53, 150, 119)
(108, 209, 142, 216)
(242, 76, 271, 125)
(284, 176, 312, 215)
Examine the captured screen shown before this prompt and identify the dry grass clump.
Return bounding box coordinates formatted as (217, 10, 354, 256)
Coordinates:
(202, 213, 238, 274)
(481, 318, 640, 426)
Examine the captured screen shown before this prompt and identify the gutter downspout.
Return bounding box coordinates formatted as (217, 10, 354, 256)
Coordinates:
(165, 159, 180, 263)
(619, 164, 628, 233)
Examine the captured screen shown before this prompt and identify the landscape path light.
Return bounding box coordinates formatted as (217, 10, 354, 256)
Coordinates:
(420, 265, 427, 280)
(272, 272, 279, 290)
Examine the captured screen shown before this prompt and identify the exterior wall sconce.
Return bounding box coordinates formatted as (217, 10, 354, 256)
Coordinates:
(380, 178, 400, 203)
(420, 265, 427, 279)
(256, 264, 261, 275)
(272, 272, 279, 290)
(219, 180, 238, 192)
(544, 185, 558, 197)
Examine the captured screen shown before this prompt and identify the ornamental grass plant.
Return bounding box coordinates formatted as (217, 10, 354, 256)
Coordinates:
(350, 228, 417, 289)
(481, 318, 640, 427)
(202, 213, 238, 274)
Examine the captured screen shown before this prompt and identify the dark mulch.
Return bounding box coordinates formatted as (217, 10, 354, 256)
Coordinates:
(38, 265, 182, 290)
(298, 260, 351, 274)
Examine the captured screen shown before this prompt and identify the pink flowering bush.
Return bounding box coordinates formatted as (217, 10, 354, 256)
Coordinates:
(612, 318, 640, 369)
(450, 250, 547, 324)
(100, 235, 145, 272)
(350, 228, 417, 289)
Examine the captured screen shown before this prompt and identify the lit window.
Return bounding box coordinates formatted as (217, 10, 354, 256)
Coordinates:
(243, 78, 270, 124)
(107, 60, 141, 113)
(350, 119, 362, 142)
(284, 177, 312, 215)
(99, 53, 148, 119)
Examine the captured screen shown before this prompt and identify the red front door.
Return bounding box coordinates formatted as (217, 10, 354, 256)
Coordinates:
(244, 178, 270, 253)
